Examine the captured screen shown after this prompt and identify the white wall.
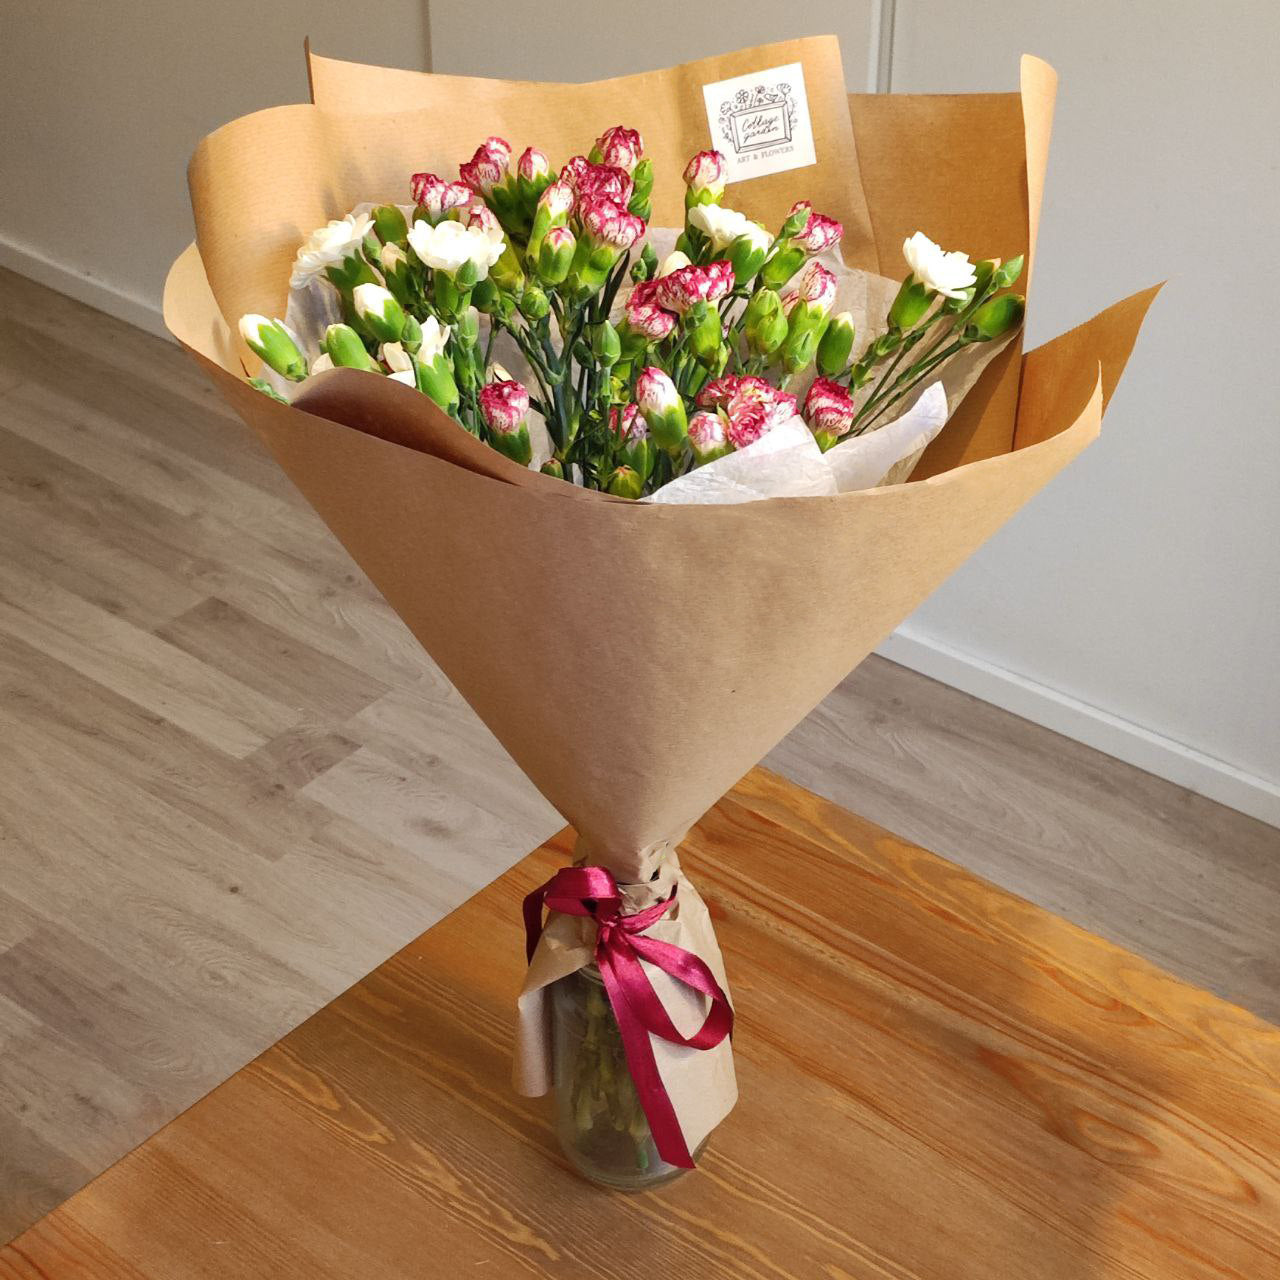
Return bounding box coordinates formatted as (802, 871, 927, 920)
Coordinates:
(877, 0, 1280, 822)
(0, 1, 431, 336)
(2, 1, 1275, 822)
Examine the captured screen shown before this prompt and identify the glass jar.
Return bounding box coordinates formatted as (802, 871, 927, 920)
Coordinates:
(550, 965, 694, 1190)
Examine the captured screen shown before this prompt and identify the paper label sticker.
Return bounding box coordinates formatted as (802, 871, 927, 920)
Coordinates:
(701, 62, 817, 184)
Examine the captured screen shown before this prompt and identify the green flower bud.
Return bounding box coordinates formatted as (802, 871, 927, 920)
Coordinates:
(817, 311, 856, 377)
(993, 255, 1025, 289)
(888, 276, 932, 330)
(519, 284, 550, 320)
(537, 225, 576, 286)
(322, 323, 378, 372)
(238, 314, 308, 381)
(605, 465, 644, 500)
(780, 325, 819, 376)
(965, 293, 1025, 341)
(743, 288, 787, 358)
(630, 241, 658, 283)
(685, 300, 722, 365)
(416, 354, 460, 412)
(372, 204, 408, 246)
(760, 243, 806, 289)
(400, 313, 423, 354)
(631, 157, 654, 205)
(591, 320, 621, 367)
(540, 458, 565, 480)
(778, 207, 810, 240)
(454, 306, 480, 348)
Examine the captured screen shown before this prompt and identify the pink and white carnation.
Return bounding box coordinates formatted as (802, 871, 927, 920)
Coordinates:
(538, 180, 577, 221)
(479, 135, 512, 168)
(609, 401, 646, 443)
(478, 379, 529, 435)
(411, 172, 473, 219)
(697, 375, 797, 448)
(683, 149, 727, 197)
(635, 366, 681, 417)
(561, 156, 634, 208)
(687, 410, 729, 458)
(623, 280, 677, 341)
(466, 202, 505, 242)
(789, 201, 844, 254)
(581, 198, 645, 251)
(654, 260, 734, 313)
(460, 143, 509, 196)
(803, 377, 857, 439)
(518, 146, 551, 181)
(781, 261, 838, 316)
(595, 125, 644, 173)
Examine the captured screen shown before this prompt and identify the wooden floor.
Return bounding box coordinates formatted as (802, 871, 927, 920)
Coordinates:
(0, 266, 1276, 1241)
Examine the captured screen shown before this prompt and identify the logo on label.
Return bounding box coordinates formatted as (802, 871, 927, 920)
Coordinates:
(702, 62, 816, 184)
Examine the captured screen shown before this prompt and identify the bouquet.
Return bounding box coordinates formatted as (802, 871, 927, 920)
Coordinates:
(238, 126, 1025, 504)
(167, 37, 1156, 1188)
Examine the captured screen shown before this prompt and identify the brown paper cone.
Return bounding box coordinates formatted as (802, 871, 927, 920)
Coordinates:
(167, 41, 1157, 1158)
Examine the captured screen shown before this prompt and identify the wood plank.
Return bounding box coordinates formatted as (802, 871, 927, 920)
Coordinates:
(3, 771, 1275, 1279)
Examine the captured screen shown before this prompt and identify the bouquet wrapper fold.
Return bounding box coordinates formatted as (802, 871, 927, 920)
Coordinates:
(166, 38, 1158, 1160)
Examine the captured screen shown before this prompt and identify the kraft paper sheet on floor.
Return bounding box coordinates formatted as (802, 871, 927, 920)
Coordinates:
(164, 37, 1158, 1154)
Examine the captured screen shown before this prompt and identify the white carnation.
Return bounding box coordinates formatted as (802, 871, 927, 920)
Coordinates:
(689, 204, 770, 253)
(290, 212, 374, 289)
(902, 231, 977, 300)
(407, 219, 505, 279)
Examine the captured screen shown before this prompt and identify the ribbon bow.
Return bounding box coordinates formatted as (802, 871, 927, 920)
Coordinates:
(524, 864, 733, 1168)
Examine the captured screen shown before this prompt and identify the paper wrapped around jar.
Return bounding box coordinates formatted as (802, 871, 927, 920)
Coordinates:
(164, 36, 1159, 1168)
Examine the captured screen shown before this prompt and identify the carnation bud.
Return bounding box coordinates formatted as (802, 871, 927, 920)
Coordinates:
(517, 146, 551, 182)
(994, 255, 1025, 289)
(803, 376, 857, 451)
(685, 300, 723, 366)
(537, 224, 576, 285)
(778, 205, 810, 240)
(410, 173, 472, 223)
(630, 242, 658, 283)
(687, 410, 731, 465)
(780, 324, 819, 376)
(372, 204, 409, 246)
(760, 243, 807, 289)
(519, 283, 551, 320)
(238, 314, 307, 381)
(591, 320, 622, 367)
(322, 323, 378, 372)
(605, 465, 644, 500)
(742, 289, 786, 358)
(966, 293, 1025, 341)
(352, 283, 407, 344)
(478, 379, 533, 465)
(609, 403, 654, 481)
(635, 366, 688, 454)
(817, 311, 856, 377)
(683, 150, 727, 206)
(526, 180, 576, 260)
(540, 458, 565, 480)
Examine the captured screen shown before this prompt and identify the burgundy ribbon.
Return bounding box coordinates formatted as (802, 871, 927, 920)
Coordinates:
(523, 865, 732, 1169)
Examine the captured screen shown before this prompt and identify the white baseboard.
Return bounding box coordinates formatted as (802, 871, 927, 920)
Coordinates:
(0, 231, 170, 341)
(877, 627, 1280, 828)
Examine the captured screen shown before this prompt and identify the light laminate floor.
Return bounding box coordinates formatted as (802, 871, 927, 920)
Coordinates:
(0, 267, 1276, 1239)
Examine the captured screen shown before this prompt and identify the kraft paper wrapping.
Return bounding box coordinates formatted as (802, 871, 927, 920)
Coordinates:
(167, 38, 1157, 1159)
